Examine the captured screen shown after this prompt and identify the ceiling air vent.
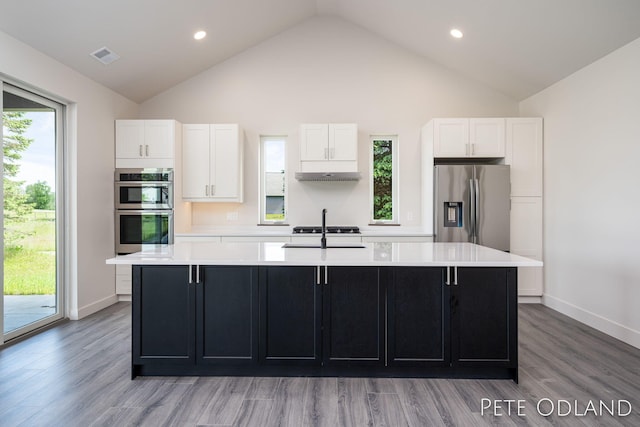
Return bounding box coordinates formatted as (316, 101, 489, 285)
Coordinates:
(90, 46, 120, 65)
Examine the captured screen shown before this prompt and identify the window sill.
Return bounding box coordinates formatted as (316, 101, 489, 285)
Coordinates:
(368, 222, 401, 226)
(257, 223, 290, 226)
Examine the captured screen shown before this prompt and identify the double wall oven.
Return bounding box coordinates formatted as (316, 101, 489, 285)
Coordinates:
(115, 168, 174, 254)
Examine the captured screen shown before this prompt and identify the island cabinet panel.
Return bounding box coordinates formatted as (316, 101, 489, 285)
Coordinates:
(197, 266, 258, 364)
(386, 267, 450, 367)
(324, 267, 384, 365)
(451, 267, 518, 374)
(258, 266, 322, 365)
(132, 266, 195, 366)
(131, 264, 518, 380)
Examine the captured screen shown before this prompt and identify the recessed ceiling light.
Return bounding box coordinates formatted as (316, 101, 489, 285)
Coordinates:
(193, 30, 207, 40)
(450, 28, 463, 39)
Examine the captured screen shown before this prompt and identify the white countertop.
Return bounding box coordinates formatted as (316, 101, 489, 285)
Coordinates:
(176, 225, 432, 238)
(107, 241, 542, 267)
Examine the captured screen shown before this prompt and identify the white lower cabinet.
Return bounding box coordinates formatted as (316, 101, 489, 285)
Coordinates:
(115, 264, 132, 295)
(290, 235, 362, 244)
(361, 236, 433, 243)
(174, 236, 222, 243)
(510, 197, 543, 296)
(221, 236, 290, 243)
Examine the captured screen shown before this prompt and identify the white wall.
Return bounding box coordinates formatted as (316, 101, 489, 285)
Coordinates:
(0, 30, 139, 320)
(520, 37, 640, 348)
(140, 16, 517, 228)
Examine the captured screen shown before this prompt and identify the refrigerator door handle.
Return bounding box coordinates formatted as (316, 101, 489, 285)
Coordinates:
(469, 179, 476, 242)
(474, 178, 480, 244)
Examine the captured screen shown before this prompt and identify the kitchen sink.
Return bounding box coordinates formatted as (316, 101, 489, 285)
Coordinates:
(282, 243, 366, 249)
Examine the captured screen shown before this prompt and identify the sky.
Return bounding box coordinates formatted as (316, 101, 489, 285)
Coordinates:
(7, 111, 56, 189)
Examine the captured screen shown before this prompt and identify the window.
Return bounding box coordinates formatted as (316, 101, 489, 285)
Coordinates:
(260, 136, 287, 224)
(370, 136, 398, 224)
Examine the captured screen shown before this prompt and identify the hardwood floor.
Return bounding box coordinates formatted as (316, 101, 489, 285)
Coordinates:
(1, 302, 639, 426)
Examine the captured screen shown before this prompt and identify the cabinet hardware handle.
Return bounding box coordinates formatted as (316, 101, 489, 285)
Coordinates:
(453, 266, 458, 286)
(139, 145, 143, 157)
(316, 266, 320, 285)
(445, 266, 451, 286)
(205, 185, 209, 196)
(146, 144, 149, 156)
(471, 143, 475, 156)
(188, 265, 193, 284)
(330, 148, 335, 159)
(324, 148, 328, 159)
(211, 184, 215, 195)
(196, 265, 200, 284)
(324, 265, 328, 285)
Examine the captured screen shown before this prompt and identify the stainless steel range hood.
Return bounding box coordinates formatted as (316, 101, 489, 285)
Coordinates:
(294, 171, 361, 181)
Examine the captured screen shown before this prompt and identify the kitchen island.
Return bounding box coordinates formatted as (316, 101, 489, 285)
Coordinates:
(107, 241, 542, 382)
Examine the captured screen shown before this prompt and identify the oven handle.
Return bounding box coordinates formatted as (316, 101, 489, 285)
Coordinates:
(114, 181, 172, 186)
(115, 209, 173, 215)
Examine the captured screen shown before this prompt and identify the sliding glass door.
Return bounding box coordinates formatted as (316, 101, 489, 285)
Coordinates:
(1, 82, 65, 342)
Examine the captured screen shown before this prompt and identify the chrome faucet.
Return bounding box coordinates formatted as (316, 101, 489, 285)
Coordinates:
(321, 208, 327, 249)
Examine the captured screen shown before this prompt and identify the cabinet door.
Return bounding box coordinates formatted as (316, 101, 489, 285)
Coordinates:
(510, 197, 543, 296)
(324, 267, 383, 365)
(451, 267, 517, 368)
(386, 267, 449, 367)
(433, 118, 469, 157)
(329, 123, 357, 161)
(259, 266, 322, 365)
(182, 124, 210, 199)
(145, 120, 174, 159)
(211, 124, 241, 200)
(132, 266, 195, 365)
(469, 118, 505, 157)
(197, 266, 258, 364)
(115, 120, 144, 159)
(300, 124, 329, 161)
(506, 118, 543, 196)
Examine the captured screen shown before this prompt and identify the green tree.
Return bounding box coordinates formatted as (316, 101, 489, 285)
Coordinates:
(26, 180, 55, 210)
(3, 111, 34, 248)
(373, 140, 393, 220)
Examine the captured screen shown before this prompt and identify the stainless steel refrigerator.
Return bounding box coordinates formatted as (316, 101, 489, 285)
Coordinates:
(434, 164, 510, 251)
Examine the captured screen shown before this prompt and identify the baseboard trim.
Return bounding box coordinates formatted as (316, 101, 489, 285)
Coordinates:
(70, 295, 119, 320)
(518, 296, 542, 304)
(544, 294, 640, 350)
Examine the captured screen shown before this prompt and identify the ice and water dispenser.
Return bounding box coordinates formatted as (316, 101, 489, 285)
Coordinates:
(443, 202, 463, 227)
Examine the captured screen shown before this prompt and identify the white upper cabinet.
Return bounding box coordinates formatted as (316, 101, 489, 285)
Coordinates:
(505, 118, 543, 197)
(300, 124, 329, 161)
(328, 123, 358, 161)
(299, 123, 358, 172)
(182, 124, 243, 202)
(432, 118, 505, 158)
(115, 120, 176, 167)
(432, 118, 469, 157)
(182, 124, 210, 199)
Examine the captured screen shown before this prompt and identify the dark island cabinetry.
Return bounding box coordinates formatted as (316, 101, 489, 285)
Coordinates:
(386, 267, 449, 367)
(132, 264, 517, 381)
(197, 266, 259, 365)
(451, 267, 518, 380)
(259, 266, 322, 365)
(132, 265, 195, 369)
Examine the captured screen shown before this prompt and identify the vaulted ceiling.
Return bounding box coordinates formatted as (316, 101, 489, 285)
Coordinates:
(2, 0, 640, 103)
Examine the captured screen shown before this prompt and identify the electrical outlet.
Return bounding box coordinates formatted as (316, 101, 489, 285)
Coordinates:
(407, 211, 414, 221)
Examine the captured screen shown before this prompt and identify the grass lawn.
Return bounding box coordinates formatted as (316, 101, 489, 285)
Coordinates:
(4, 210, 56, 295)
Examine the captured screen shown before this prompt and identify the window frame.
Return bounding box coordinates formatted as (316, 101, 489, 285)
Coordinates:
(369, 135, 399, 225)
(259, 135, 288, 225)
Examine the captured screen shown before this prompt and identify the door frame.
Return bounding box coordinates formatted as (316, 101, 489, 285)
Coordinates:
(1, 81, 67, 343)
